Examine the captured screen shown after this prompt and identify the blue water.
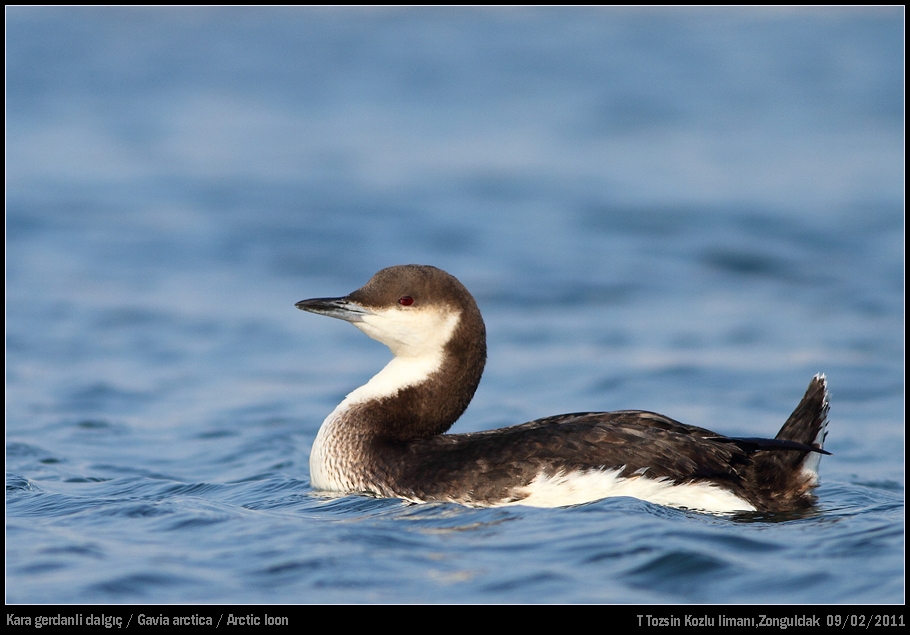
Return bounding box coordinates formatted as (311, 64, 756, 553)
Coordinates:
(6, 8, 903, 604)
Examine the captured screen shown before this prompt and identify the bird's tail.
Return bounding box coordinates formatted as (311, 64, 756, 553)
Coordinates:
(773, 373, 830, 479)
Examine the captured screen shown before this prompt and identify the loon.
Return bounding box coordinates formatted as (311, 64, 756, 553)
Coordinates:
(296, 264, 829, 513)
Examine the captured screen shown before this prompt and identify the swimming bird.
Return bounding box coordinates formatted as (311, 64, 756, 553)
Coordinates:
(296, 264, 829, 513)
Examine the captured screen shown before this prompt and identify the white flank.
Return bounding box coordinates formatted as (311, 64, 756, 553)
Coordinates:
(510, 469, 756, 513)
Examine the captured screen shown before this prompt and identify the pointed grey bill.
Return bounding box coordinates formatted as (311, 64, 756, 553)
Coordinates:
(295, 297, 373, 323)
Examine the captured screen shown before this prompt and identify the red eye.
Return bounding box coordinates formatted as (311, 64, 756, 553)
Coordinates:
(398, 296, 414, 306)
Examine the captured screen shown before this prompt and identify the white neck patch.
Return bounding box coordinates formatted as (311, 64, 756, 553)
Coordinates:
(309, 305, 462, 492)
(341, 306, 461, 407)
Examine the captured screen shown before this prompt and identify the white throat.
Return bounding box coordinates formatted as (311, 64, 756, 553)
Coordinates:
(309, 307, 462, 491)
(346, 306, 462, 405)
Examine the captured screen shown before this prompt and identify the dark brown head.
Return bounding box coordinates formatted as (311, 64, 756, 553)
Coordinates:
(297, 265, 487, 439)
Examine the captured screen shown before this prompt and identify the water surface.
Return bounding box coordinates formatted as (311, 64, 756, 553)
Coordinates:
(6, 7, 904, 604)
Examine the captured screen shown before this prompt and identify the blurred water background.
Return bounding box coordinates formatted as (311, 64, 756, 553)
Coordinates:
(6, 7, 903, 604)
